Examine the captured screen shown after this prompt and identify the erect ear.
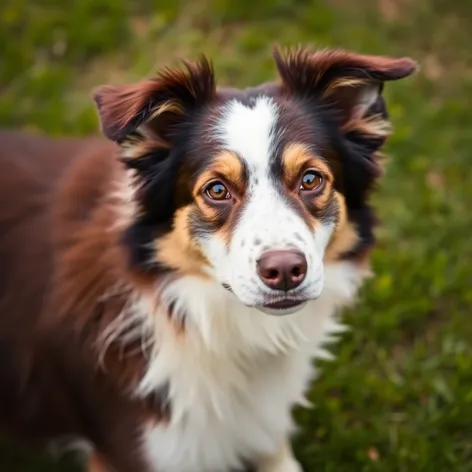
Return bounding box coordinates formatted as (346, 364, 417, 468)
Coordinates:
(273, 46, 418, 130)
(93, 56, 215, 144)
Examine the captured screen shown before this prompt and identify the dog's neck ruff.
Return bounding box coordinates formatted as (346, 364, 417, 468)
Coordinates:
(108, 261, 366, 408)
(112, 260, 367, 472)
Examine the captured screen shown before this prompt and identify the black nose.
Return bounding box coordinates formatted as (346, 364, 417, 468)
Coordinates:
(256, 250, 307, 291)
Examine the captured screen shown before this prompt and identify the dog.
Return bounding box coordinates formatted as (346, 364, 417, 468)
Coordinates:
(0, 46, 417, 472)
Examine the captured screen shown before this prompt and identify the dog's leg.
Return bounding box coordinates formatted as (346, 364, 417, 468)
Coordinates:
(255, 438, 302, 472)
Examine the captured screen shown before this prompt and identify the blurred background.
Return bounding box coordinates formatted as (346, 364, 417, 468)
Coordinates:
(1, 0, 471, 470)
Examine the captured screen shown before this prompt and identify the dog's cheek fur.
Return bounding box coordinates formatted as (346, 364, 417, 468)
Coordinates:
(154, 205, 211, 278)
(324, 191, 361, 262)
(278, 180, 339, 239)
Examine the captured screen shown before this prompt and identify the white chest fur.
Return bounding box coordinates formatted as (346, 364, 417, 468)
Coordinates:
(134, 262, 365, 472)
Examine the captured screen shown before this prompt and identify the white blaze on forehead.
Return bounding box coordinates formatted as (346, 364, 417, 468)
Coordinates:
(215, 96, 278, 171)
(203, 95, 335, 306)
(213, 96, 309, 251)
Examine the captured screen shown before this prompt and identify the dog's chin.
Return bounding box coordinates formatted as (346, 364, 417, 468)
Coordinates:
(257, 300, 308, 316)
(223, 282, 319, 316)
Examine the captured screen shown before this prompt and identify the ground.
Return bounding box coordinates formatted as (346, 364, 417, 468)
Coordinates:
(1, 0, 472, 471)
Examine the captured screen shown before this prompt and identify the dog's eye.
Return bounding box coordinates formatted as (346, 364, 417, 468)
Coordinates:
(205, 181, 231, 201)
(300, 170, 323, 192)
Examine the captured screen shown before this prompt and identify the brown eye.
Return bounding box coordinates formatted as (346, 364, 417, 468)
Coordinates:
(205, 181, 231, 201)
(300, 170, 323, 192)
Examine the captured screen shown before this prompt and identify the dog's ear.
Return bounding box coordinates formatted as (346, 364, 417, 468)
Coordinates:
(274, 46, 418, 209)
(273, 46, 417, 129)
(93, 56, 215, 144)
(92, 57, 216, 274)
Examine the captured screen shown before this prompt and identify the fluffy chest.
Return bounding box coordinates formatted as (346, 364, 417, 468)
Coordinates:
(141, 343, 316, 472)
(134, 262, 364, 472)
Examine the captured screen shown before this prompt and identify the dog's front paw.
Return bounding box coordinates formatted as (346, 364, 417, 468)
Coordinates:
(257, 457, 303, 472)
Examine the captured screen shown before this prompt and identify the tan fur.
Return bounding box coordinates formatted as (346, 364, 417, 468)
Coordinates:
(281, 143, 335, 230)
(324, 193, 360, 262)
(282, 144, 333, 213)
(193, 151, 245, 196)
(191, 151, 248, 245)
(121, 136, 170, 160)
(342, 113, 392, 136)
(155, 206, 210, 277)
(323, 77, 367, 97)
(282, 143, 311, 184)
(149, 99, 186, 120)
(282, 143, 332, 186)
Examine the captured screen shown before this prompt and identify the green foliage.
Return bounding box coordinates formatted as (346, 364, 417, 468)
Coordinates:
(1, 0, 471, 470)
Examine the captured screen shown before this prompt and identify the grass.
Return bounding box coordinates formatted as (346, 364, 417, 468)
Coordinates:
(1, 0, 472, 470)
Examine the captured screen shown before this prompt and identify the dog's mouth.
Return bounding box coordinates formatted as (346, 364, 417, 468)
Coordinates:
(222, 283, 312, 315)
(258, 298, 308, 316)
(263, 299, 305, 310)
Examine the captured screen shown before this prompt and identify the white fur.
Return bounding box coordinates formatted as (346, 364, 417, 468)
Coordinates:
(357, 83, 381, 116)
(105, 96, 370, 471)
(257, 439, 303, 472)
(134, 260, 367, 472)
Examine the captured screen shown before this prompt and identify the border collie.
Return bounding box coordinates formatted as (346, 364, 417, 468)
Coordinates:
(0, 46, 417, 472)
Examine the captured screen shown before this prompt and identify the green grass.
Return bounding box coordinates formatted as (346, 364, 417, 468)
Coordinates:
(1, 0, 472, 470)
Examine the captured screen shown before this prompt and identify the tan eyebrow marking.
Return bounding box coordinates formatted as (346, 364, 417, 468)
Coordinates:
(282, 143, 332, 187)
(193, 151, 245, 197)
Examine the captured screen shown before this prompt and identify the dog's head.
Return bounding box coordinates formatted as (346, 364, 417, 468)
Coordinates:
(94, 46, 416, 316)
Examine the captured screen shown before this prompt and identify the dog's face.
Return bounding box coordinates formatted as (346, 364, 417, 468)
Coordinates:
(186, 97, 338, 315)
(94, 47, 416, 315)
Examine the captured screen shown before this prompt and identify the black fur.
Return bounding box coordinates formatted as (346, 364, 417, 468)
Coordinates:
(94, 47, 416, 270)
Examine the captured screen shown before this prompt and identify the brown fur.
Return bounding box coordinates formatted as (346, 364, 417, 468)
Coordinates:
(0, 45, 417, 472)
(88, 453, 111, 472)
(0, 130, 161, 472)
(94, 56, 216, 143)
(274, 46, 416, 95)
